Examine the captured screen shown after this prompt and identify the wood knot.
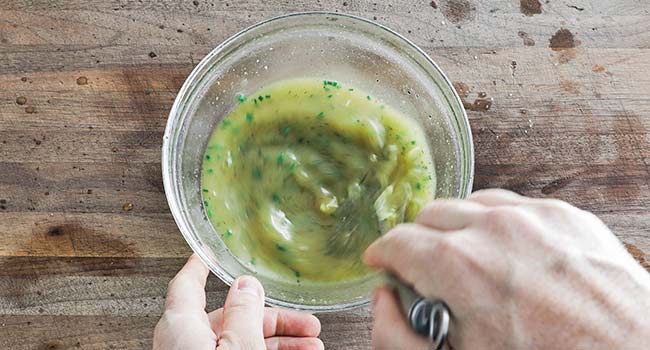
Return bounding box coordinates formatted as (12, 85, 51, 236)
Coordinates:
(48, 227, 64, 236)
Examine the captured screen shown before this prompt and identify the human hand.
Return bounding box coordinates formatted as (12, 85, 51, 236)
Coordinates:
(365, 189, 650, 350)
(153, 254, 324, 350)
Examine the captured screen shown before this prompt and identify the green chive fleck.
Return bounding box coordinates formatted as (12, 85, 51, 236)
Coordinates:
(258, 95, 264, 101)
(224, 229, 232, 238)
(294, 270, 301, 278)
(207, 168, 214, 174)
(204, 200, 209, 207)
(411, 140, 416, 145)
(252, 167, 262, 180)
(327, 94, 333, 99)
(367, 95, 371, 100)
(250, 257, 256, 265)
(237, 95, 247, 102)
(396, 134, 401, 141)
(207, 210, 213, 218)
(276, 244, 287, 252)
(280, 126, 292, 136)
(271, 193, 281, 203)
(324, 87, 331, 92)
(245, 112, 254, 123)
(254, 99, 258, 105)
(416, 182, 422, 190)
(206, 154, 211, 160)
(202, 189, 209, 193)
(276, 153, 284, 165)
(289, 163, 296, 172)
(265, 94, 271, 99)
(221, 119, 231, 128)
(348, 88, 354, 91)
(317, 111, 325, 120)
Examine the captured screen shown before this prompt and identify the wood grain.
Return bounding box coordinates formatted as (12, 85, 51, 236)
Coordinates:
(1, 0, 650, 349)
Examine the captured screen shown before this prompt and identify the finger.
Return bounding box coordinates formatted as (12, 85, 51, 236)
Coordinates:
(165, 253, 210, 312)
(415, 199, 487, 231)
(216, 275, 266, 350)
(469, 188, 528, 206)
(372, 286, 430, 350)
(208, 307, 321, 338)
(265, 337, 324, 350)
(263, 308, 321, 338)
(364, 223, 444, 285)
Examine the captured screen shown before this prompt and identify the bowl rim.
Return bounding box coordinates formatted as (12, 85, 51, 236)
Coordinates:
(162, 11, 474, 312)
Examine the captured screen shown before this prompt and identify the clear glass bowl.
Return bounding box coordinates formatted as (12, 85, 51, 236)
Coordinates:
(162, 12, 474, 312)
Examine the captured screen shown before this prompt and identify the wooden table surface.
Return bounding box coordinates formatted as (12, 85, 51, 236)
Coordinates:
(1, 0, 649, 349)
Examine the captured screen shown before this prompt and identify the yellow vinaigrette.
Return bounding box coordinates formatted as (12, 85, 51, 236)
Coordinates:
(202, 78, 435, 284)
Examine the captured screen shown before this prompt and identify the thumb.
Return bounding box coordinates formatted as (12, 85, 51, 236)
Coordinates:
(217, 276, 266, 350)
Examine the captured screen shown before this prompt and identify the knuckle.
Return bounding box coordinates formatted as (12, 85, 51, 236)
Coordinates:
(484, 207, 526, 226)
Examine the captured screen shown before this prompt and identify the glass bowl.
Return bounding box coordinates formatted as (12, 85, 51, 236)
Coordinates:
(162, 12, 473, 312)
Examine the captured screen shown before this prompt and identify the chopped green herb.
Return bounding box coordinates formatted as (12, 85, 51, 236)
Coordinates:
(224, 229, 233, 238)
(250, 257, 256, 265)
(323, 80, 338, 87)
(252, 167, 262, 180)
(367, 95, 371, 101)
(348, 88, 354, 91)
(276, 244, 287, 252)
(271, 193, 281, 203)
(396, 134, 401, 141)
(207, 210, 213, 218)
(294, 270, 301, 278)
(206, 154, 211, 160)
(245, 112, 254, 123)
(289, 163, 296, 172)
(317, 111, 325, 120)
(207, 168, 214, 174)
(265, 94, 271, 99)
(221, 119, 231, 128)
(258, 95, 264, 101)
(280, 125, 292, 136)
(324, 87, 331, 92)
(411, 140, 416, 145)
(254, 99, 258, 105)
(416, 182, 422, 190)
(276, 153, 284, 165)
(204, 200, 209, 207)
(237, 94, 247, 102)
(327, 94, 333, 99)
(202, 189, 209, 193)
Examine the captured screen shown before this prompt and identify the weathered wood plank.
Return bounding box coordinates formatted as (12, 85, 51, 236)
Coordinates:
(0, 0, 649, 52)
(0, 213, 191, 257)
(0, 162, 168, 213)
(0, 315, 158, 350)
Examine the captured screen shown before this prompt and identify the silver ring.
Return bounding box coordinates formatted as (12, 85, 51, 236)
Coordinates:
(408, 299, 451, 350)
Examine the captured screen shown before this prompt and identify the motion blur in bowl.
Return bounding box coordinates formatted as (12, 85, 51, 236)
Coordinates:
(201, 78, 435, 284)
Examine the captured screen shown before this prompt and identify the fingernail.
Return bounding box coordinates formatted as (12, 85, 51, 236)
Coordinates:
(237, 276, 261, 297)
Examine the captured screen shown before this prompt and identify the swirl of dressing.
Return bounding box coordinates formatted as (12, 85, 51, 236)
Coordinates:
(202, 78, 435, 284)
